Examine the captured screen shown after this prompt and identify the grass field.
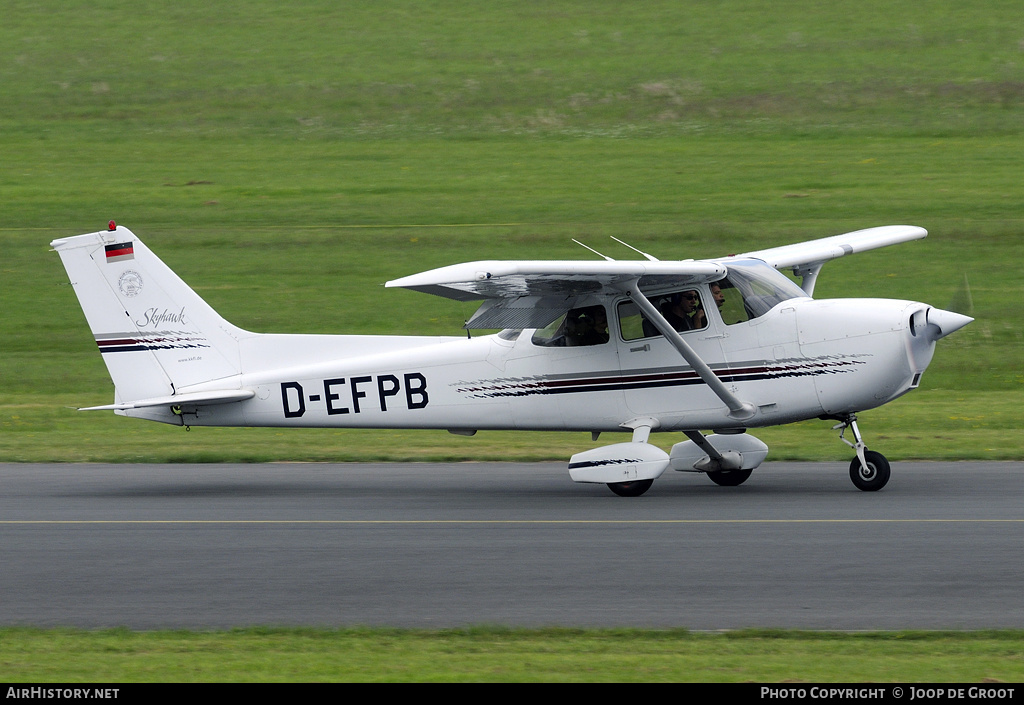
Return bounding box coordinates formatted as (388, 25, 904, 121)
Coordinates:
(3, 628, 1024, 683)
(2, 0, 1024, 681)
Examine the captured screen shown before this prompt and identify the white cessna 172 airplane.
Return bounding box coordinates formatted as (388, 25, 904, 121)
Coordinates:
(52, 222, 972, 496)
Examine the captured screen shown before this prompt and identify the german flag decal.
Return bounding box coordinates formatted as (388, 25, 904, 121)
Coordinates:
(105, 242, 134, 263)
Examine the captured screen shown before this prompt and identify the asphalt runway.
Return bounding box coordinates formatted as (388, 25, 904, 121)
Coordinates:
(2, 461, 1023, 630)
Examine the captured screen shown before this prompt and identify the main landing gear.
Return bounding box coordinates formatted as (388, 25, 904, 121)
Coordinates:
(833, 414, 891, 491)
(706, 468, 753, 487)
(607, 479, 655, 497)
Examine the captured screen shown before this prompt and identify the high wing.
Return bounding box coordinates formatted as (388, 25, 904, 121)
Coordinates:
(387, 257, 751, 418)
(732, 225, 927, 295)
(384, 225, 926, 325)
(386, 259, 726, 329)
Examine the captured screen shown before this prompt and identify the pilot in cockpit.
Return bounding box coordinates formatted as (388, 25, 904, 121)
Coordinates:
(565, 306, 609, 346)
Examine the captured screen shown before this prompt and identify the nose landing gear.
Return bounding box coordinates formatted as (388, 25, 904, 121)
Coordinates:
(833, 415, 891, 491)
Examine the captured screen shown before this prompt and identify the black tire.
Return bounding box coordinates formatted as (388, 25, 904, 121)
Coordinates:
(849, 450, 891, 491)
(706, 468, 753, 486)
(607, 479, 654, 497)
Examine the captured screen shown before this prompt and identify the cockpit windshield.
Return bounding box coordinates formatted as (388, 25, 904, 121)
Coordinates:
(716, 259, 807, 324)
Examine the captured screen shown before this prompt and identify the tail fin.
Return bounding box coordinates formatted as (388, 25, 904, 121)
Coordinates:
(51, 225, 250, 407)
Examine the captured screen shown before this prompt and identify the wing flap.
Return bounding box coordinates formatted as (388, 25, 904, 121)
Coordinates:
(464, 296, 571, 330)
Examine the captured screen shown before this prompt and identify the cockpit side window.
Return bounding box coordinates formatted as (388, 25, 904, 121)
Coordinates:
(618, 288, 709, 341)
(713, 279, 750, 325)
(531, 305, 609, 347)
(719, 260, 807, 325)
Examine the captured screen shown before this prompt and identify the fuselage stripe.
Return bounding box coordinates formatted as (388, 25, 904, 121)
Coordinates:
(456, 359, 863, 398)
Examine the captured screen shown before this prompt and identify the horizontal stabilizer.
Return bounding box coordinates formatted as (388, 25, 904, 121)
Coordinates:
(79, 389, 255, 411)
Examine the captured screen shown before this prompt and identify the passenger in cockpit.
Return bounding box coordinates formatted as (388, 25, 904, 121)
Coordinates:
(664, 290, 704, 331)
(710, 280, 726, 310)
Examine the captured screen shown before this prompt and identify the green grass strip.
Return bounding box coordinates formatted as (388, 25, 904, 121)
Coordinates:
(2, 627, 1024, 682)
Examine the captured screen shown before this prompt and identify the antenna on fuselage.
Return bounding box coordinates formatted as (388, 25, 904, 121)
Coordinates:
(572, 239, 615, 261)
(610, 236, 659, 261)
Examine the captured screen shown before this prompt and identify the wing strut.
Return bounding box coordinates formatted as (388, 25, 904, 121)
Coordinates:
(792, 262, 824, 296)
(616, 281, 757, 422)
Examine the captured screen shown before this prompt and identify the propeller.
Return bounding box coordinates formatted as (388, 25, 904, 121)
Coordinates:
(925, 307, 974, 341)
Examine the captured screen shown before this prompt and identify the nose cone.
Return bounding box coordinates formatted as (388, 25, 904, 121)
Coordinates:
(926, 307, 974, 341)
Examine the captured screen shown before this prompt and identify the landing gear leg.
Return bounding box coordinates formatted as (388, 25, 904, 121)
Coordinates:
(833, 415, 890, 491)
(606, 479, 654, 497)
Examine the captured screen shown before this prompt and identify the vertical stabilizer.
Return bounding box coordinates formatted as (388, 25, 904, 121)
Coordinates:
(51, 225, 250, 405)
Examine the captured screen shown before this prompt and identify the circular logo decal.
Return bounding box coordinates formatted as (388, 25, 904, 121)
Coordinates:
(118, 270, 144, 297)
